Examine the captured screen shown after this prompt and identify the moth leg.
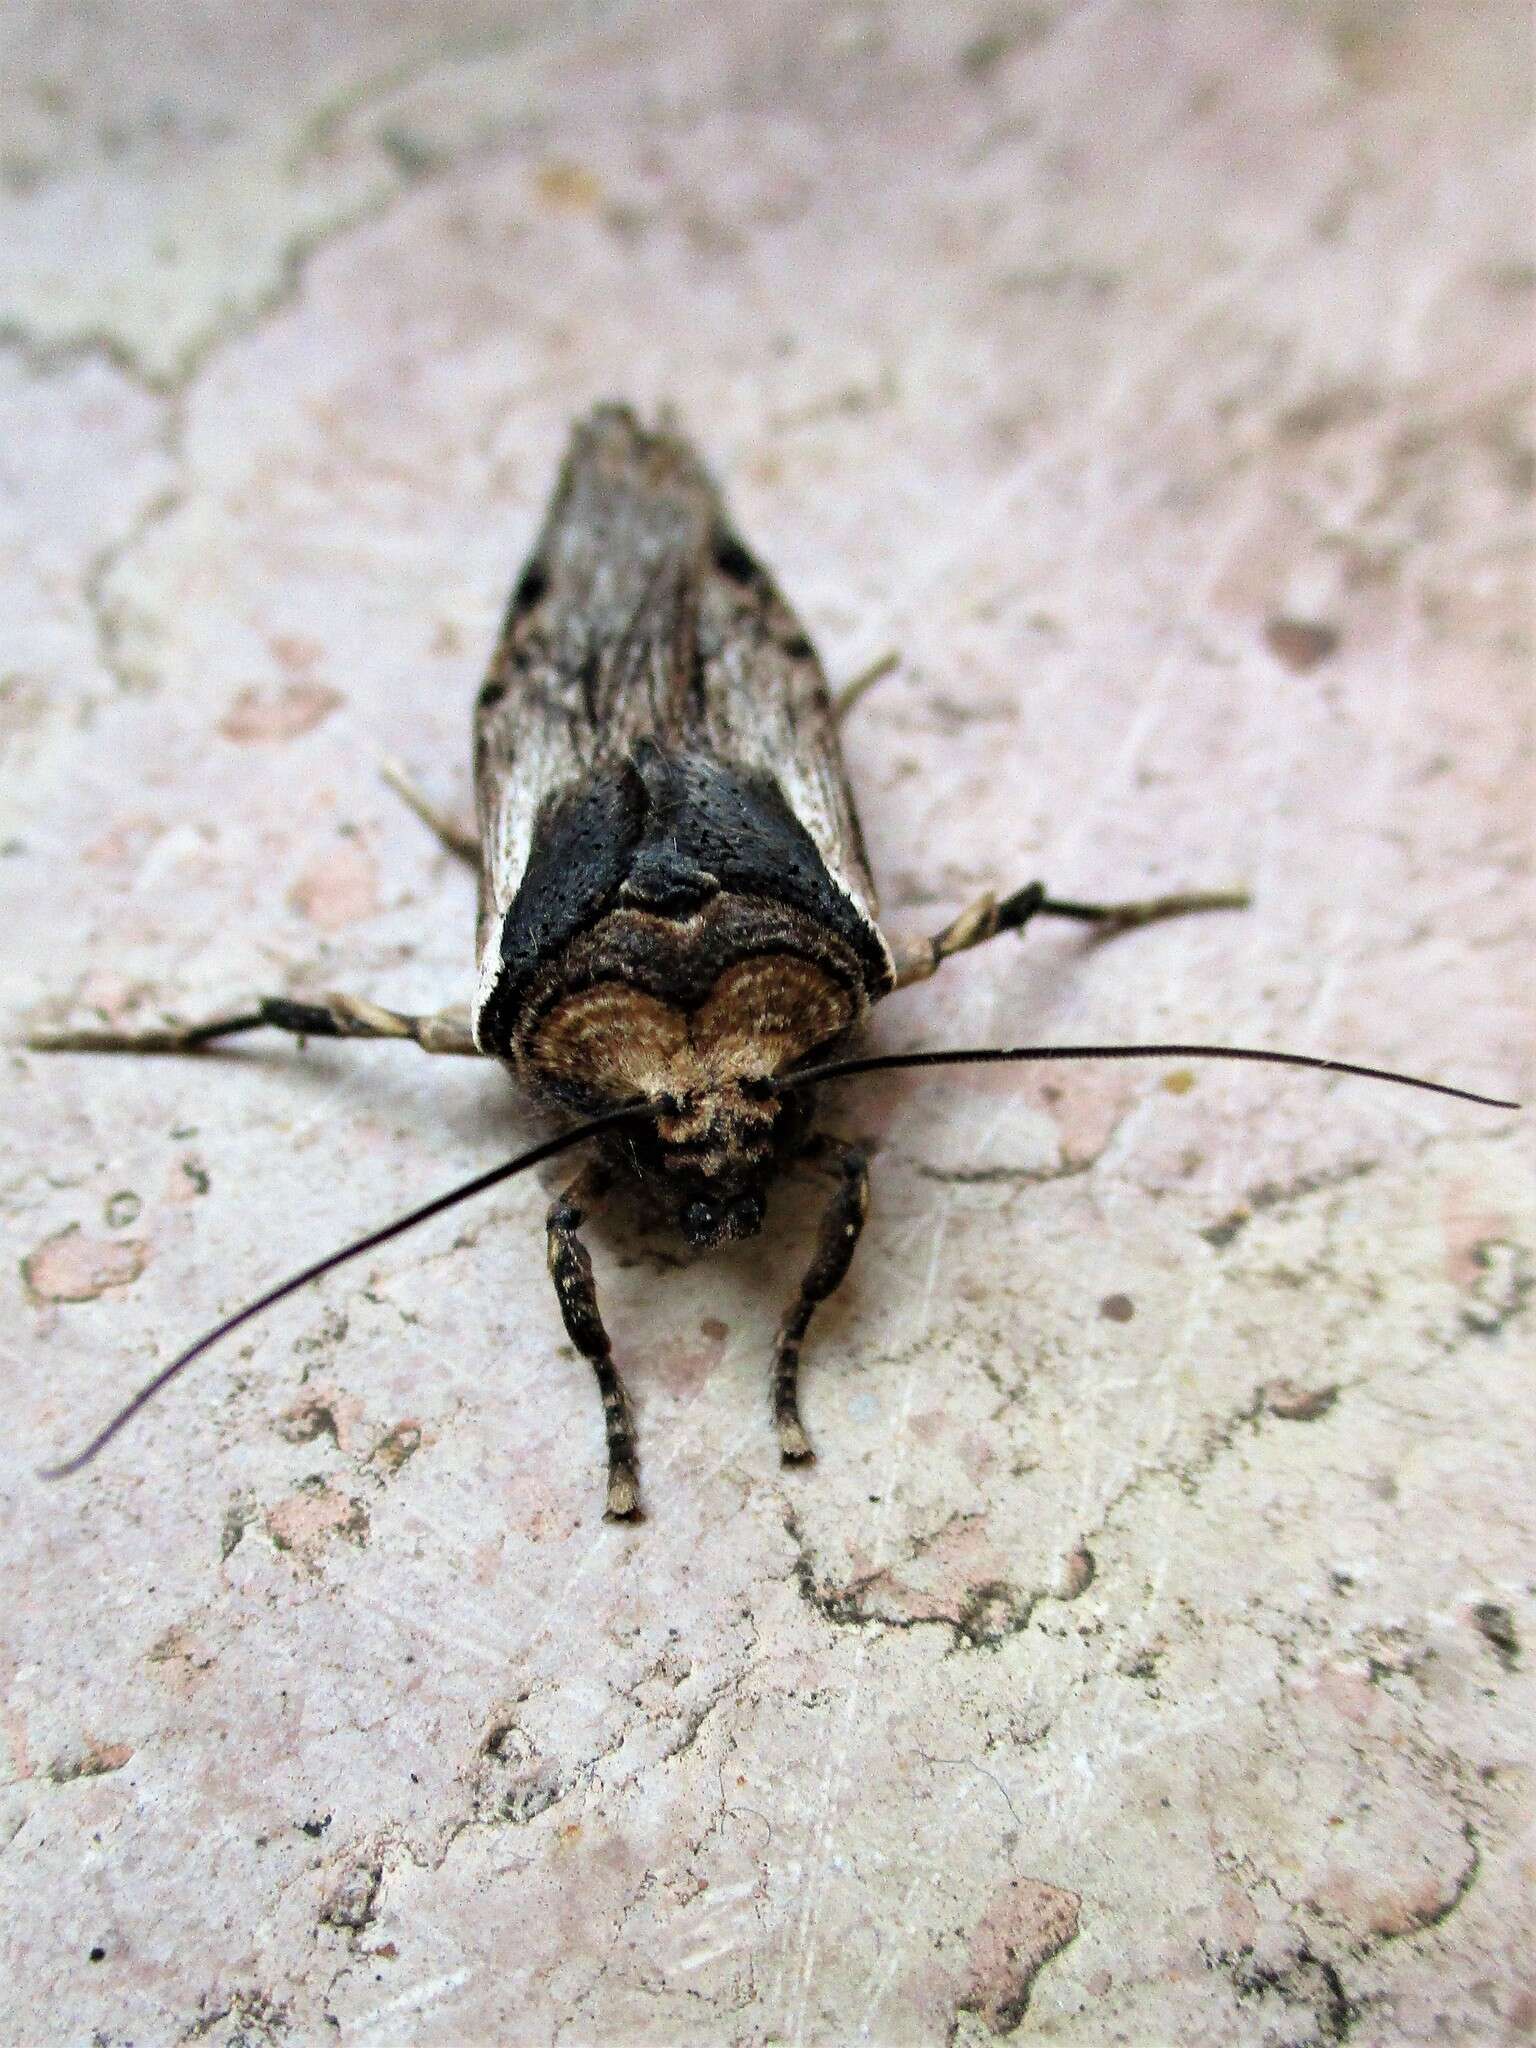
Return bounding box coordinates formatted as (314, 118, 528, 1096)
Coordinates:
(832, 649, 899, 724)
(892, 880, 1249, 987)
(546, 1165, 641, 1521)
(379, 758, 480, 867)
(774, 1140, 870, 1463)
(26, 993, 481, 1056)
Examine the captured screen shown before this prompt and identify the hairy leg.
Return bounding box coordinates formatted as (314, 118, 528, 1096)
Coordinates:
(832, 648, 900, 724)
(892, 879, 1249, 988)
(774, 1139, 871, 1463)
(546, 1164, 640, 1520)
(26, 993, 480, 1056)
(379, 758, 480, 866)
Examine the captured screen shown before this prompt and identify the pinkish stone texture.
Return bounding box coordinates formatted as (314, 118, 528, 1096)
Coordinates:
(2, 3, 1531, 2043)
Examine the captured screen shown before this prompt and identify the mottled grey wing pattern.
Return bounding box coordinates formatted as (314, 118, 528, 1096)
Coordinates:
(472, 404, 890, 1032)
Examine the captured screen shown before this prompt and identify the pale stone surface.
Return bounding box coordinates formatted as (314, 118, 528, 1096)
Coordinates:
(2, 4, 1531, 2043)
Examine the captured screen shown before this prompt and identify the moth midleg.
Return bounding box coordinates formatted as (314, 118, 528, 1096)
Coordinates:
(26, 994, 480, 1057)
(773, 1139, 870, 1463)
(546, 1165, 641, 1520)
(891, 880, 1250, 987)
(379, 758, 479, 866)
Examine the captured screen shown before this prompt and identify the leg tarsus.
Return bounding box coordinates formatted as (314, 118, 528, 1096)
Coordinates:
(379, 758, 480, 867)
(25, 1008, 268, 1053)
(832, 649, 899, 724)
(25, 993, 481, 1057)
(774, 1142, 870, 1464)
(1036, 886, 1250, 937)
(546, 1168, 642, 1521)
(892, 879, 1248, 987)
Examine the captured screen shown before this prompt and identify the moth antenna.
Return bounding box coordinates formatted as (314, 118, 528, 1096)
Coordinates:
(39, 1102, 647, 1481)
(780, 1043, 1518, 1111)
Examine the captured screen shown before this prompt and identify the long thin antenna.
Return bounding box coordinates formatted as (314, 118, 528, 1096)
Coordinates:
(780, 1042, 1518, 1110)
(40, 1103, 644, 1480)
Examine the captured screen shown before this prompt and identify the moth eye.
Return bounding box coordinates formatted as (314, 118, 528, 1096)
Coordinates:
(513, 561, 548, 611)
(656, 1092, 686, 1119)
(738, 1075, 775, 1102)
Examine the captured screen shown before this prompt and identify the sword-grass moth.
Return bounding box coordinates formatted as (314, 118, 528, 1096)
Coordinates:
(29, 403, 1517, 1518)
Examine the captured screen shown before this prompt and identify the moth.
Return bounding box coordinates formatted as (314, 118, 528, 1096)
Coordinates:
(31, 403, 1515, 1518)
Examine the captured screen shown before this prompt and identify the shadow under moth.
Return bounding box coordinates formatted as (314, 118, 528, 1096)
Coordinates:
(30, 403, 1517, 1519)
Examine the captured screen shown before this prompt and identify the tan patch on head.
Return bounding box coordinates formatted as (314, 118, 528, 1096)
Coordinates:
(530, 952, 852, 1105)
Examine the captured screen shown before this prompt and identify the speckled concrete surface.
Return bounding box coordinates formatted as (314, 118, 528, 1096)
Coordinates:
(2, 4, 1532, 2043)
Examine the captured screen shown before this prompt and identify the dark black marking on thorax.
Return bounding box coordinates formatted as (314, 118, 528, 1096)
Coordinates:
(475, 744, 890, 1057)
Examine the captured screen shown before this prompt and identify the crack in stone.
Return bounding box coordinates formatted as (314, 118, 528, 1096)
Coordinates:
(781, 1504, 1090, 1650)
(4, 7, 647, 396)
(82, 472, 187, 696)
(0, 320, 157, 394)
(1229, 1942, 1365, 2045)
(912, 1156, 1096, 1188)
(1201, 1159, 1380, 1249)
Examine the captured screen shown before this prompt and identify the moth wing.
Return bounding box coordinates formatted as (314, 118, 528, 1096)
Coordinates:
(690, 523, 886, 938)
(472, 406, 892, 1045)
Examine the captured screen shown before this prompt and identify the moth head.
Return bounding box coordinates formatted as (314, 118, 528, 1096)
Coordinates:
(641, 1070, 790, 1248)
(677, 1180, 768, 1250)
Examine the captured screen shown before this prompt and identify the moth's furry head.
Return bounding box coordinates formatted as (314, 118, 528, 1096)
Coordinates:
(616, 1075, 810, 1249)
(519, 923, 854, 1246)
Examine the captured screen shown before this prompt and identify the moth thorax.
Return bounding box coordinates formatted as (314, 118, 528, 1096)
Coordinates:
(654, 1079, 778, 1160)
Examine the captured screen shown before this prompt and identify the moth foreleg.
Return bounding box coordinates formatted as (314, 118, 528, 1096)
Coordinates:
(379, 759, 479, 867)
(26, 994, 481, 1056)
(546, 1165, 641, 1521)
(774, 1140, 870, 1464)
(892, 880, 1249, 987)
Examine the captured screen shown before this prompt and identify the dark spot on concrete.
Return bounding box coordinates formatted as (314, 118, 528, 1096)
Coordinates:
(1058, 1546, 1096, 1599)
(320, 1860, 382, 1932)
(1203, 1210, 1249, 1249)
(1471, 1602, 1520, 1671)
(277, 1396, 340, 1445)
(372, 1421, 423, 1473)
(1265, 617, 1340, 672)
(300, 1815, 332, 1839)
(1231, 1943, 1360, 2041)
(47, 1740, 133, 1782)
(499, 1763, 563, 1824)
(1264, 1379, 1339, 1422)
(1098, 1292, 1135, 1323)
(220, 1492, 257, 1562)
(376, 124, 441, 180)
(88, 1946, 106, 1963)
(959, 8, 1053, 77)
(1276, 384, 1376, 440)
(104, 1190, 140, 1229)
